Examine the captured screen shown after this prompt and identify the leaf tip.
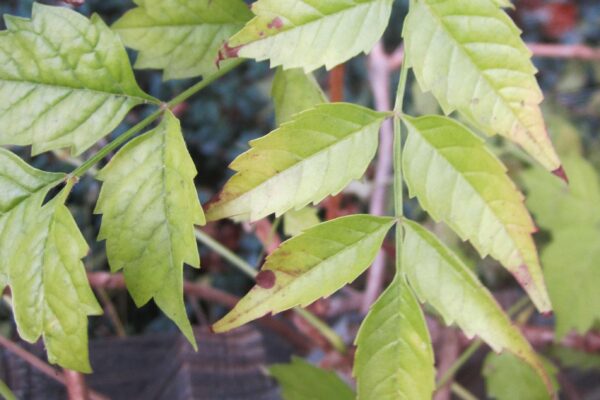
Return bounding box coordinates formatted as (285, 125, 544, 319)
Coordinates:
(552, 166, 569, 184)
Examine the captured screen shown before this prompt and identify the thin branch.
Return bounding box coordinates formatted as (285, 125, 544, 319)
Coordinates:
(0, 336, 108, 400)
(64, 369, 89, 400)
(388, 43, 600, 71)
(361, 42, 394, 313)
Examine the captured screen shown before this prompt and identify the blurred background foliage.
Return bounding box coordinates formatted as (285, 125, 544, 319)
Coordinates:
(0, 0, 599, 398)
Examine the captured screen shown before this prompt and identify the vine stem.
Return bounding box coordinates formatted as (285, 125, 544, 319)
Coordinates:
(70, 59, 244, 178)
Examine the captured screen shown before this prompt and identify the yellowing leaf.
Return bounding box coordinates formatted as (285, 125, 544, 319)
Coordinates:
(95, 111, 205, 347)
(270, 357, 355, 400)
(403, 220, 552, 392)
(272, 67, 327, 125)
(542, 227, 600, 339)
(205, 103, 388, 222)
(0, 4, 157, 156)
(221, 0, 394, 72)
(402, 115, 550, 312)
(403, 0, 561, 172)
(0, 148, 64, 294)
(354, 275, 435, 400)
(113, 0, 252, 80)
(484, 352, 559, 400)
(1, 182, 102, 372)
(522, 156, 600, 232)
(213, 215, 395, 332)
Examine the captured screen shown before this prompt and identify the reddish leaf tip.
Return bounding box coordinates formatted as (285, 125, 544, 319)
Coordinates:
(541, 310, 554, 317)
(552, 166, 569, 184)
(215, 43, 242, 68)
(256, 270, 276, 289)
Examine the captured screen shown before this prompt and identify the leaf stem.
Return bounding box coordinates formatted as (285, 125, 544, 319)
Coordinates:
(194, 229, 257, 279)
(194, 228, 346, 353)
(0, 379, 16, 400)
(451, 383, 479, 400)
(71, 59, 245, 178)
(392, 51, 409, 271)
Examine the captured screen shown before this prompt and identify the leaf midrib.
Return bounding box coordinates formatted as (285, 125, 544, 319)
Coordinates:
(0, 77, 155, 105)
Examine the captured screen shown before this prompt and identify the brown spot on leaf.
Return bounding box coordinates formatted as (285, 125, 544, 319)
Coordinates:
(256, 270, 276, 289)
(215, 42, 243, 68)
(552, 166, 569, 184)
(268, 17, 284, 30)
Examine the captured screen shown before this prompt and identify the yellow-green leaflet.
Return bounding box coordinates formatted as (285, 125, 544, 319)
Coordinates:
(95, 111, 205, 348)
(270, 357, 355, 400)
(0, 175, 101, 372)
(403, 220, 553, 394)
(402, 115, 551, 312)
(205, 103, 388, 222)
(0, 4, 157, 156)
(113, 0, 252, 80)
(213, 215, 395, 332)
(354, 275, 435, 400)
(484, 352, 559, 400)
(272, 68, 326, 235)
(403, 0, 562, 172)
(222, 0, 394, 72)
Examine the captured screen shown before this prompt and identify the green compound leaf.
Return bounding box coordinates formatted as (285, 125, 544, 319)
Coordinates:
(354, 275, 435, 400)
(272, 67, 327, 125)
(95, 111, 205, 347)
(220, 0, 394, 72)
(402, 115, 551, 313)
(542, 227, 600, 339)
(113, 0, 252, 81)
(402, 220, 553, 393)
(522, 156, 600, 232)
(270, 356, 355, 400)
(484, 352, 559, 400)
(403, 0, 562, 172)
(213, 215, 395, 332)
(0, 182, 102, 372)
(205, 103, 388, 222)
(0, 4, 157, 156)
